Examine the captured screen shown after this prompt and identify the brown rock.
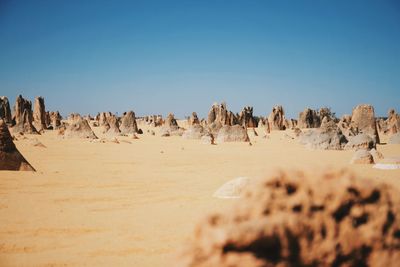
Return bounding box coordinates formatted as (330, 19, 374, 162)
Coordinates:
(268, 105, 285, 130)
(182, 125, 206, 140)
(49, 111, 62, 129)
(351, 149, 374, 164)
(387, 109, 400, 135)
(0, 96, 12, 124)
(350, 104, 380, 144)
(188, 112, 200, 126)
(0, 120, 35, 171)
(216, 125, 250, 143)
(238, 106, 257, 128)
(299, 120, 348, 150)
(345, 133, 375, 150)
(12, 95, 39, 134)
(33, 96, 47, 131)
(298, 108, 320, 128)
(63, 115, 97, 139)
(120, 111, 138, 135)
(178, 169, 400, 267)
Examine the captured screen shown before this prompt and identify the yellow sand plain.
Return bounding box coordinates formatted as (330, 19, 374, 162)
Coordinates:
(1, 120, 399, 266)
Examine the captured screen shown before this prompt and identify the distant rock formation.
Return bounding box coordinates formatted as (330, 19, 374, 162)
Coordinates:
(216, 125, 249, 143)
(33, 96, 47, 131)
(345, 133, 375, 150)
(238, 106, 257, 128)
(349, 104, 380, 144)
(12, 95, 39, 134)
(103, 114, 120, 137)
(207, 102, 238, 127)
(188, 112, 200, 126)
(0, 96, 12, 124)
(351, 149, 374, 164)
(298, 108, 320, 128)
(178, 169, 400, 267)
(299, 119, 348, 150)
(120, 111, 138, 135)
(387, 109, 400, 135)
(268, 105, 285, 130)
(182, 124, 206, 139)
(63, 115, 97, 139)
(160, 113, 184, 136)
(0, 119, 35, 171)
(49, 111, 62, 129)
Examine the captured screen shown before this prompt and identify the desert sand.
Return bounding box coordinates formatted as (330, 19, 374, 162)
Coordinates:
(0, 120, 399, 266)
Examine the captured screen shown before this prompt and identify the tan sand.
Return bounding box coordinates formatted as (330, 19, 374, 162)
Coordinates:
(0, 120, 399, 266)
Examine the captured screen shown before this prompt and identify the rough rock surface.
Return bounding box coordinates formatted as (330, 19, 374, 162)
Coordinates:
(49, 111, 62, 129)
(345, 133, 376, 150)
(63, 115, 97, 139)
(207, 103, 238, 127)
(32, 96, 47, 131)
(0, 96, 12, 124)
(298, 108, 320, 128)
(201, 133, 214, 145)
(160, 113, 184, 136)
(103, 114, 121, 137)
(268, 105, 285, 130)
(350, 104, 380, 144)
(0, 120, 35, 171)
(120, 111, 138, 135)
(12, 95, 39, 134)
(351, 149, 374, 164)
(188, 112, 200, 126)
(182, 125, 206, 140)
(238, 106, 257, 128)
(216, 125, 249, 143)
(178, 169, 400, 267)
(299, 120, 348, 150)
(386, 109, 400, 135)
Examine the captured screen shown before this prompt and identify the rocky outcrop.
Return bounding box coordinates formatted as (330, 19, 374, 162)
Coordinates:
(387, 109, 400, 135)
(182, 125, 206, 139)
(160, 113, 184, 136)
(63, 115, 97, 139)
(120, 111, 138, 135)
(207, 103, 238, 127)
(12, 95, 38, 134)
(178, 169, 400, 267)
(299, 120, 348, 150)
(33, 96, 47, 131)
(188, 112, 200, 126)
(238, 106, 257, 128)
(216, 125, 249, 143)
(0, 96, 12, 124)
(349, 104, 380, 144)
(345, 133, 375, 150)
(338, 114, 354, 138)
(268, 105, 285, 130)
(351, 149, 374, 164)
(0, 120, 35, 171)
(298, 108, 320, 128)
(49, 111, 62, 129)
(103, 114, 120, 137)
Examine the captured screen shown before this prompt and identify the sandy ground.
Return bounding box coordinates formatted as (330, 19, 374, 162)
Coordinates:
(1, 120, 399, 267)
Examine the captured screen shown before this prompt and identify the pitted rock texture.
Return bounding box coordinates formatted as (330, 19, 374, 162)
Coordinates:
(178, 169, 400, 267)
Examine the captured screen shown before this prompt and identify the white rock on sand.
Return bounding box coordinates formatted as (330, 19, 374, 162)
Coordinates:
(373, 157, 400, 170)
(213, 177, 250, 199)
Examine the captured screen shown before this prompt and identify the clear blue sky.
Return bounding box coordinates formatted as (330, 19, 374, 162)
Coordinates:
(0, 0, 399, 118)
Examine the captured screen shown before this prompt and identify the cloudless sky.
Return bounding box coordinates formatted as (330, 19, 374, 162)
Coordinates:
(0, 0, 399, 118)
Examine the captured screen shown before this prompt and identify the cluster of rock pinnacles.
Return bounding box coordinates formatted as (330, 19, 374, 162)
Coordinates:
(1, 95, 399, 171)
